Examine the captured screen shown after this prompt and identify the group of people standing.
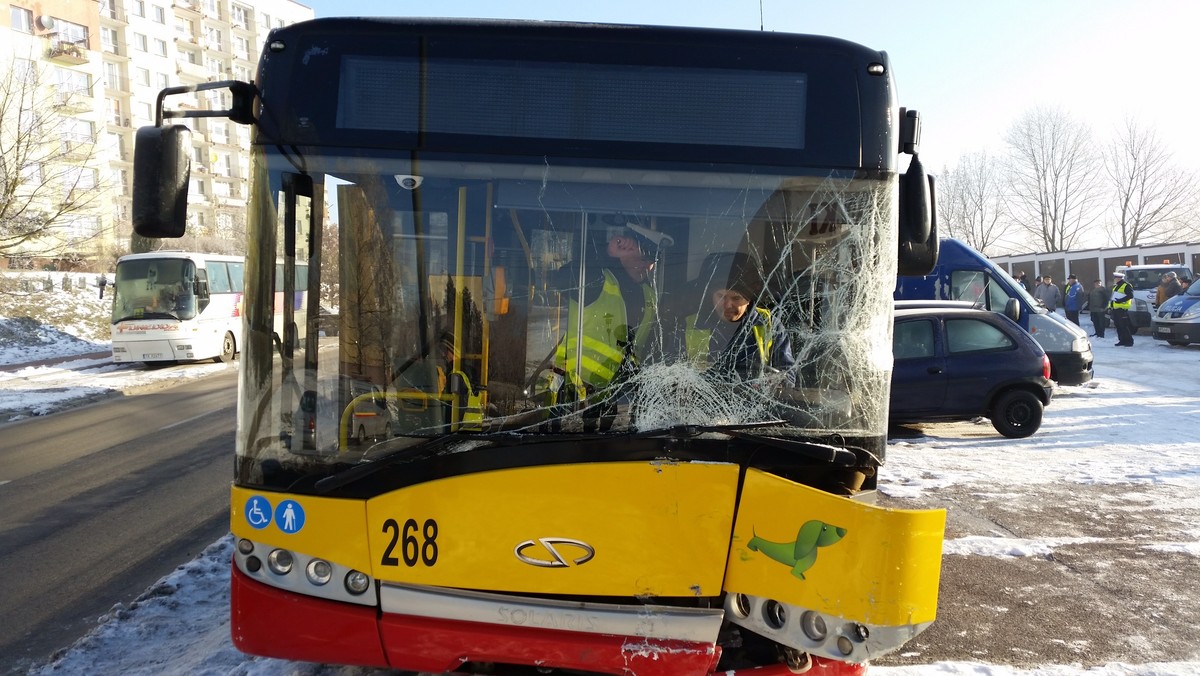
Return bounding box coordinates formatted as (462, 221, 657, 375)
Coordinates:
(1015, 269, 1189, 348)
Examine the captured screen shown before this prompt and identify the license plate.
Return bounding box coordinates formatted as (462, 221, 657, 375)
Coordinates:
(1156, 327, 1170, 334)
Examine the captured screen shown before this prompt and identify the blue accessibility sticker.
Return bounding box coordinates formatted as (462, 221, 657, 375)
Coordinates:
(244, 495, 273, 530)
(274, 499, 306, 534)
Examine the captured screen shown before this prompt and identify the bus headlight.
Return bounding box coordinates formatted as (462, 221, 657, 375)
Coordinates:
(267, 549, 294, 575)
(306, 559, 333, 586)
(345, 570, 371, 595)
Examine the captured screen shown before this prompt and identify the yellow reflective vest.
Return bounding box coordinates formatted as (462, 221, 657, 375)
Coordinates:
(685, 307, 772, 366)
(556, 268, 655, 390)
(1110, 280, 1132, 310)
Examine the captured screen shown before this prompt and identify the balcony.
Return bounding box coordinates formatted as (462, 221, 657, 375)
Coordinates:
(48, 41, 89, 65)
(176, 59, 208, 81)
(60, 139, 96, 161)
(101, 4, 128, 23)
(173, 0, 201, 15)
(53, 89, 94, 113)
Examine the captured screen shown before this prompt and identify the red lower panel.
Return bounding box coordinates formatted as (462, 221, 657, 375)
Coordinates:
(811, 656, 869, 675)
(230, 563, 388, 668)
(231, 565, 867, 676)
(379, 613, 721, 676)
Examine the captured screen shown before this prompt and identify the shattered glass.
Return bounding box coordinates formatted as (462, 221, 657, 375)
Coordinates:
(236, 152, 898, 486)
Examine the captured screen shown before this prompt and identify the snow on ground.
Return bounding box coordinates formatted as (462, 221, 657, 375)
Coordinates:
(4, 279, 1200, 675)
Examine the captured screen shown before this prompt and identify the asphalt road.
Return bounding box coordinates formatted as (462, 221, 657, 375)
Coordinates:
(0, 367, 237, 674)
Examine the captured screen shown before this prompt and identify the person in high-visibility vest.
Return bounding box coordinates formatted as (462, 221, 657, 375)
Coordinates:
(683, 252, 795, 385)
(1109, 270, 1135, 347)
(553, 218, 673, 395)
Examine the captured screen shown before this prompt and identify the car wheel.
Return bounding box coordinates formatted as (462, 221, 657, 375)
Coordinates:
(991, 389, 1043, 438)
(214, 331, 236, 363)
(1167, 340, 1190, 347)
(355, 425, 367, 445)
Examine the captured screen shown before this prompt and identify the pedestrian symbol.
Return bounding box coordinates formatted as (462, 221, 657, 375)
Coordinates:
(245, 496, 272, 530)
(274, 499, 306, 534)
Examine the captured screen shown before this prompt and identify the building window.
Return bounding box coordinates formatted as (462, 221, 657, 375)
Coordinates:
(231, 4, 250, 29)
(61, 119, 94, 147)
(157, 72, 170, 89)
(62, 215, 102, 240)
(101, 26, 119, 54)
(136, 67, 150, 87)
(153, 5, 166, 23)
(55, 19, 90, 49)
(132, 0, 145, 17)
(62, 166, 99, 193)
(56, 68, 92, 97)
(153, 38, 167, 56)
(104, 62, 121, 89)
(233, 35, 250, 60)
(14, 58, 36, 84)
(134, 33, 148, 52)
(10, 6, 33, 33)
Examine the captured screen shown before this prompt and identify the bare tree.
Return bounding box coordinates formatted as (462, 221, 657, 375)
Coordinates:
(1003, 106, 1105, 252)
(0, 56, 109, 261)
(1104, 117, 1198, 246)
(937, 151, 1007, 254)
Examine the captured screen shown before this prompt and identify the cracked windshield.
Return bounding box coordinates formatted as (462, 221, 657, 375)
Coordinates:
(241, 155, 896, 481)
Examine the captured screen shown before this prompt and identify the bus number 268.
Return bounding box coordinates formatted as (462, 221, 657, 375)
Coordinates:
(381, 518, 439, 567)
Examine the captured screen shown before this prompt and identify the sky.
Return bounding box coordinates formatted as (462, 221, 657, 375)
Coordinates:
(290, 0, 1200, 175)
(4, 276, 1200, 674)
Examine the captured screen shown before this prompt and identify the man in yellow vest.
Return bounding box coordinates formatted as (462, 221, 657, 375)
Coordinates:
(552, 218, 672, 407)
(683, 252, 795, 385)
(1109, 270, 1135, 347)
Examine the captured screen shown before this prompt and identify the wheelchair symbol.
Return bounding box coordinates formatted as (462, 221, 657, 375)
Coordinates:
(245, 496, 272, 530)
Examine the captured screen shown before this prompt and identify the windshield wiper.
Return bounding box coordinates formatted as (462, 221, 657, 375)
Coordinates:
(631, 419, 788, 439)
(631, 420, 860, 465)
(313, 432, 517, 494)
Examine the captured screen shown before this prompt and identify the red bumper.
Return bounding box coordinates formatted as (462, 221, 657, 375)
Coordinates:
(231, 563, 866, 675)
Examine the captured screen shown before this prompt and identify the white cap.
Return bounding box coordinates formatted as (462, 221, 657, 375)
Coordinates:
(625, 222, 675, 249)
(1112, 271, 1125, 277)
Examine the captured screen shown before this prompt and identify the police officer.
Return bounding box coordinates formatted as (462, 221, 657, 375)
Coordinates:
(554, 218, 672, 394)
(1109, 270, 1135, 347)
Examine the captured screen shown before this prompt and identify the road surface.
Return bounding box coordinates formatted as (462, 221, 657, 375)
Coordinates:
(0, 367, 237, 674)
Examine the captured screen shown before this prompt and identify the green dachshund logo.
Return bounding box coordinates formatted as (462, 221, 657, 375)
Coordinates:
(747, 520, 847, 579)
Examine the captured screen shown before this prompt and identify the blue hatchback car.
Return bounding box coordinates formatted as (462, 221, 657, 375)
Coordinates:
(890, 304, 1053, 438)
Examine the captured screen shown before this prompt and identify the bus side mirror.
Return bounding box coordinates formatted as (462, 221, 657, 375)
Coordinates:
(132, 125, 191, 238)
(897, 156, 938, 276)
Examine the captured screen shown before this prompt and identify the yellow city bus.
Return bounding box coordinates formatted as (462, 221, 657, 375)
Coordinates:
(132, 18, 943, 676)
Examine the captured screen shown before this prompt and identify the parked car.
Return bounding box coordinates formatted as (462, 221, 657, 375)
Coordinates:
(891, 304, 1053, 438)
(1151, 280, 1200, 346)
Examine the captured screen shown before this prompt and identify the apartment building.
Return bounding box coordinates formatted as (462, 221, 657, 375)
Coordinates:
(2, 0, 314, 269)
